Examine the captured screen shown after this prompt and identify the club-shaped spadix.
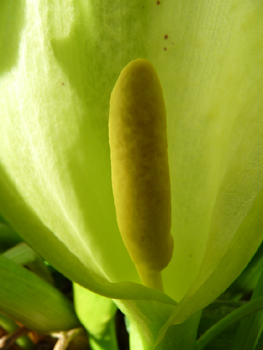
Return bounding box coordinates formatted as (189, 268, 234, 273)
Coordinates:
(109, 59, 173, 290)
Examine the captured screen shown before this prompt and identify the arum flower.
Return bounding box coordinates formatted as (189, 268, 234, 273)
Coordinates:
(1, 1, 263, 349)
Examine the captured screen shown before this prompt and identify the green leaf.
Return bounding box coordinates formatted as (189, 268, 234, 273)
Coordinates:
(0, 223, 22, 253)
(231, 268, 263, 350)
(3, 242, 53, 284)
(196, 296, 263, 350)
(0, 254, 80, 333)
(197, 300, 245, 350)
(227, 242, 263, 297)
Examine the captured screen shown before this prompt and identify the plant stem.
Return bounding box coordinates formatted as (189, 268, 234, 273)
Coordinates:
(52, 328, 83, 350)
(88, 318, 119, 350)
(137, 267, 164, 292)
(155, 311, 202, 350)
(127, 310, 201, 350)
(0, 314, 33, 349)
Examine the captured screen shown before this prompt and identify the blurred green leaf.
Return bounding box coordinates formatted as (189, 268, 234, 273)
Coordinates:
(0, 223, 22, 253)
(3, 242, 53, 284)
(0, 254, 80, 333)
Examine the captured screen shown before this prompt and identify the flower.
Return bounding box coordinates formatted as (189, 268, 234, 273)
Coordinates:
(1, 0, 263, 346)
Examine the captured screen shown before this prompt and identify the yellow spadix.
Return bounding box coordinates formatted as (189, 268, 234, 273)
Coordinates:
(109, 59, 173, 291)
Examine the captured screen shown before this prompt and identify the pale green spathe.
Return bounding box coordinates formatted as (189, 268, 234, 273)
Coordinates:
(1, 0, 263, 345)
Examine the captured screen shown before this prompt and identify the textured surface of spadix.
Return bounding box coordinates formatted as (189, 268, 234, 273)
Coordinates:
(1, 0, 263, 332)
(109, 59, 173, 273)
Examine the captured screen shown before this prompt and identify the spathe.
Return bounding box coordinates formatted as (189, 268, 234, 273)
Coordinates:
(1, 1, 263, 345)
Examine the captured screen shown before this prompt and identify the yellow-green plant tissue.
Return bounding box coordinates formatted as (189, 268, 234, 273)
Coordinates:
(109, 59, 173, 288)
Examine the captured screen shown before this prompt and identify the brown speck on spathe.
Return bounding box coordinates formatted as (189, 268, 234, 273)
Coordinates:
(157, 1, 160, 4)
(164, 35, 168, 39)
